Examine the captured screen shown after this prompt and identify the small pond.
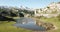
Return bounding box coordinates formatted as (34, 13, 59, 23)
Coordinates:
(14, 17, 46, 31)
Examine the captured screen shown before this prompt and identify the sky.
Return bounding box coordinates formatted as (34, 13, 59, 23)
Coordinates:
(0, 0, 60, 8)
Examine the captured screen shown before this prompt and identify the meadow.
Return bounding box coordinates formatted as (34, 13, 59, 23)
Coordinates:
(0, 17, 60, 32)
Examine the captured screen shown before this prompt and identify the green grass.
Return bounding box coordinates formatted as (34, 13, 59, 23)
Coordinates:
(0, 21, 32, 32)
(40, 17, 60, 32)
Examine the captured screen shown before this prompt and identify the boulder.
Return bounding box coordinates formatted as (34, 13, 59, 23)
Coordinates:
(36, 20, 55, 30)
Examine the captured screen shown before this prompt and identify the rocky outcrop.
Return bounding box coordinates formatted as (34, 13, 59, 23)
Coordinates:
(0, 15, 15, 21)
(19, 12, 24, 17)
(34, 2, 60, 18)
(36, 20, 55, 30)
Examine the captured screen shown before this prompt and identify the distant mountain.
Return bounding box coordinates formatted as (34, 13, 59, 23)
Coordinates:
(43, 2, 60, 14)
(34, 2, 60, 18)
(35, 2, 60, 14)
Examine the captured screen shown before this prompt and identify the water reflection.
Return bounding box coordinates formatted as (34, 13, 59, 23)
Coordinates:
(14, 17, 46, 31)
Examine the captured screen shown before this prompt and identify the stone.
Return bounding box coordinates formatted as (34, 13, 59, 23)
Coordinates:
(36, 20, 55, 30)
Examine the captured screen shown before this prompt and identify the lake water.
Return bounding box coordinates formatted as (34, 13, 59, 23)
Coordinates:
(14, 17, 46, 31)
